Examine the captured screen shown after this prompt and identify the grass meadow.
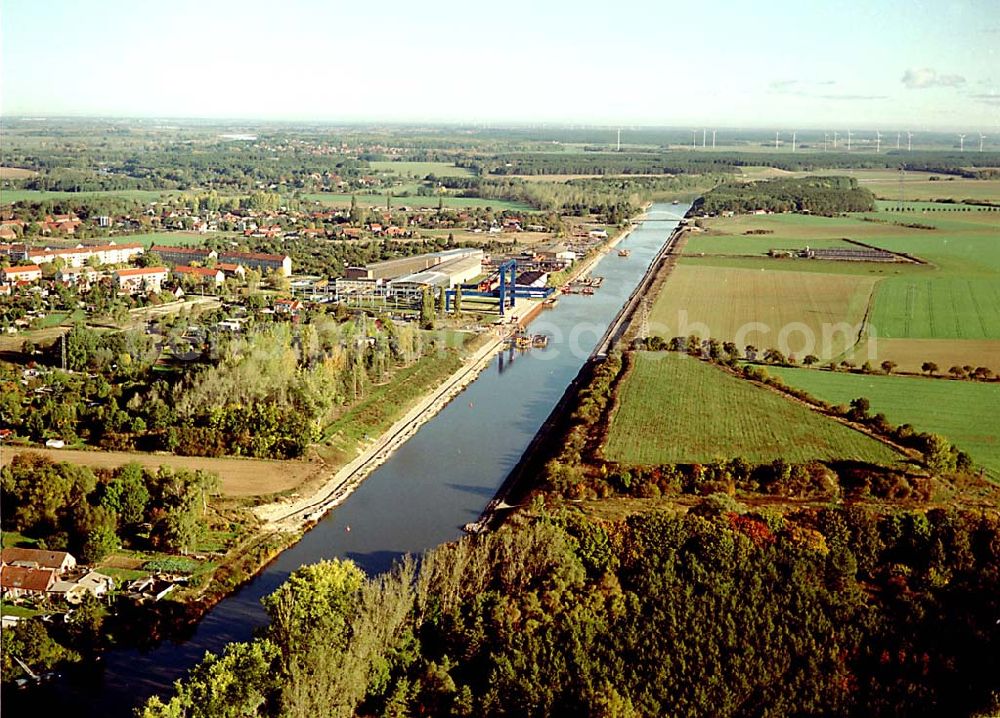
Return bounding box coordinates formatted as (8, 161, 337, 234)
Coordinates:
(769, 366, 1000, 479)
(603, 352, 901, 466)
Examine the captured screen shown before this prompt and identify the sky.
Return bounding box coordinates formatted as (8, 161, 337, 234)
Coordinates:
(1, 0, 998, 130)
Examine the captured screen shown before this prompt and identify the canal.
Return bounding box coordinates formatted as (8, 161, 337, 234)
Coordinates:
(12, 203, 688, 717)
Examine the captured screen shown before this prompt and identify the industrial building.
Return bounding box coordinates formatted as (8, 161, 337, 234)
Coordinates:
(336, 248, 485, 300)
(345, 248, 483, 281)
(388, 252, 484, 298)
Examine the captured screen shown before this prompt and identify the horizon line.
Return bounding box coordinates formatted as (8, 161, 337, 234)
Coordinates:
(0, 114, 992, 134)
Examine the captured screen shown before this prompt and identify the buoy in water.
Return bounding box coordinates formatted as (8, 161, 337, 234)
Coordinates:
(345, 525, 351, 532)
(469, 402, 474, 408)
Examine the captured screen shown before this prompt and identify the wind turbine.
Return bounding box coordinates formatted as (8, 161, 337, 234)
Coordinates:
(847, 129, 853, 152)
(875, 130, 882, 154)
(896, 132, 901, 150)
(833, 131, 839, 149)
(616, 128, 621, 152)
(979, 133, 986, 152)
(691, 129, 697, 150)
(775, 130, 780, 150)
(907, 131, 913, 151)
(712, 129, 717, 149)
(824, 132, 829, 151)
(958, 133, 966, 152)
(792, 130, 797, 153)
(702, 129, 707, 148)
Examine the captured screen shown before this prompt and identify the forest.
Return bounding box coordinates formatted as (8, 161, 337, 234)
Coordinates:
(694, 176, 876, 214)
(468, 150, 1000, 177)
(141, 504, 1000, 718)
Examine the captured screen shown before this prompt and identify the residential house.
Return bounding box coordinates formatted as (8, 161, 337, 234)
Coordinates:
(28, 241, 144, 267)
(173, 265, 225, 285)
(217, 250, 292, 277)
(1, 565, 56, 599)
(48, 570, 116, 604)
(1, 264, 42, 284)
(274, 298, 303, 315)
(114, 266, 168, 295)
(1, 548, 77, 574)
(55, 266, 100, 288)
(215, 262, 246, 279)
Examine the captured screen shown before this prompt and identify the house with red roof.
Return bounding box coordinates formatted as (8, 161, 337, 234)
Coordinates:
(1, 264, 42, 284)
(114, 266, 168, 295)
(274, 298, 303, 315)
(215, 262, 246, 278)
(1, 547, 77, 574)
(1, 565, 57, 598)
(173, 265, 225, 285)
(217, 250, 291, 277)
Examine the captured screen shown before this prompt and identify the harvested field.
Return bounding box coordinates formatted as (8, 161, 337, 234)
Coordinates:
(648, 264, 877, 359)
(603, 352, 901, 466)
(0, 167, 38, 179)
(841, 338, 1000, 375)
(1, 447, 318, 498)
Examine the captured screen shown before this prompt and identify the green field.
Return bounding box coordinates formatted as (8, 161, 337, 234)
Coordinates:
(129, 231, 214, 249)
(685, 234, 856, 256)
(603, 352, 901, 466)
(368, 161, 473, 178)
(868, 278, 1000, 339)
(302, 192, 531, 211)
(769, 366, 1000, 479)
(0, 189, 180, 205)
